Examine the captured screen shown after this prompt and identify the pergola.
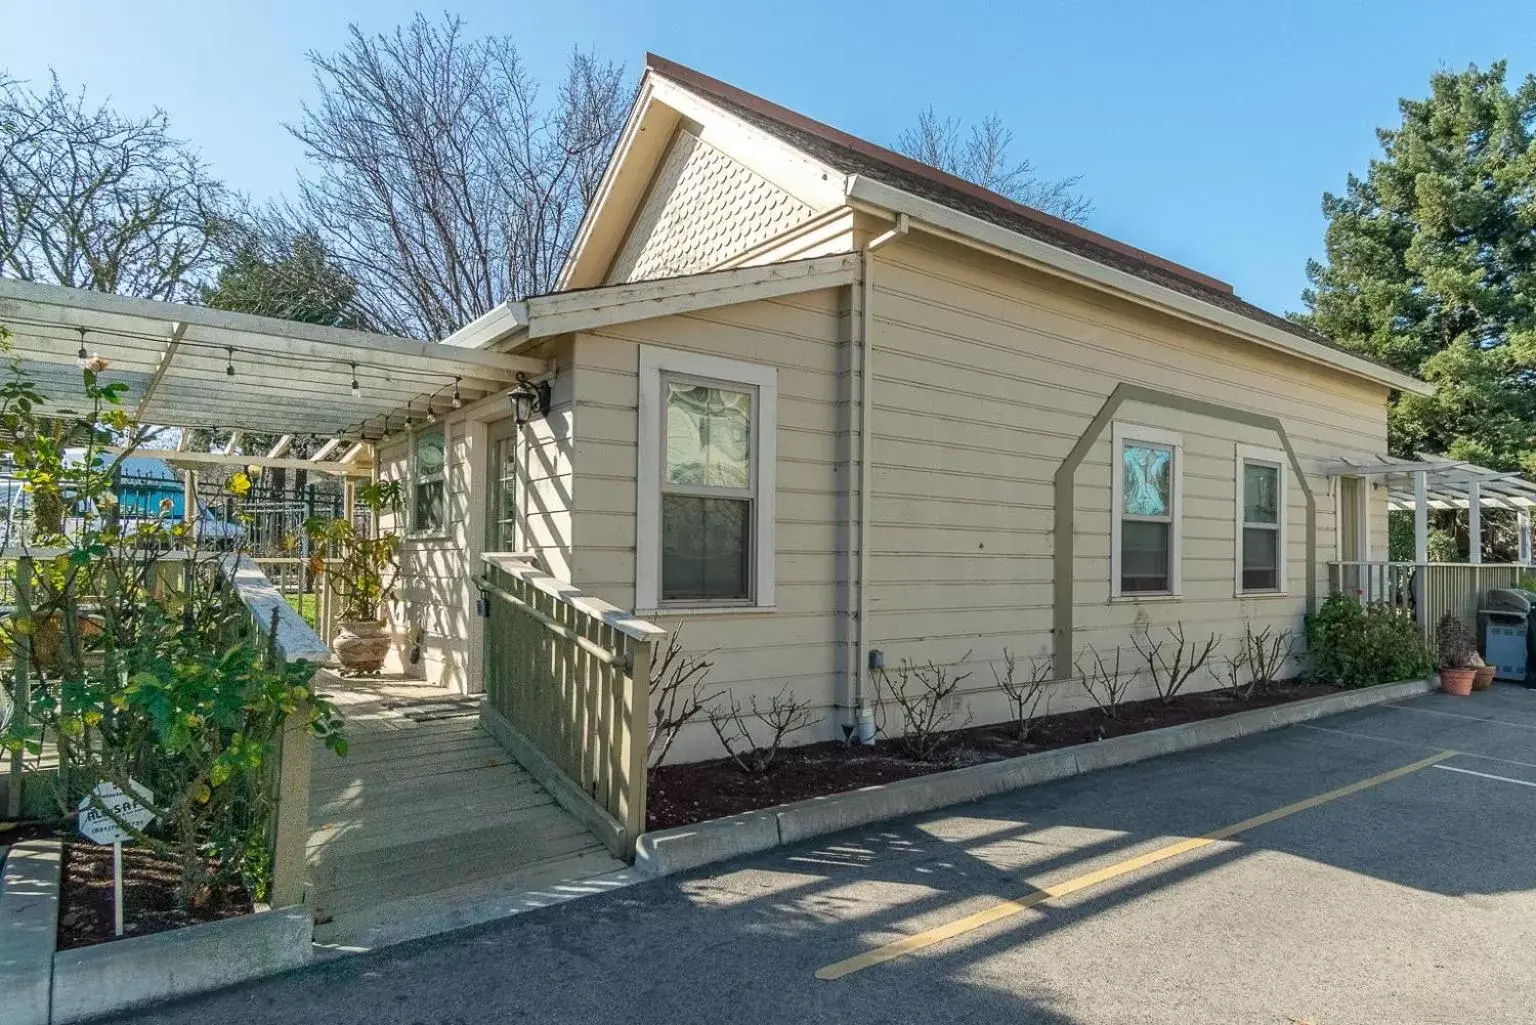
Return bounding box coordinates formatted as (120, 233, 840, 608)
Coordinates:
(1321, 455, 1536, 565)
(0, 278, 545, 450)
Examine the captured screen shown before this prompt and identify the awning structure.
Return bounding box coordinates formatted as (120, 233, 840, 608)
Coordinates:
(0, 279, 549, 439)
(1322, 453, 1536, 564)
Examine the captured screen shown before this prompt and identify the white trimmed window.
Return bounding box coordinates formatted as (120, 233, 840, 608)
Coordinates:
(1237, 445, 1288, 594)
(410, 425, 447, 536)
(637, 346, 776, 611)
(1111, 423, 1183, 596)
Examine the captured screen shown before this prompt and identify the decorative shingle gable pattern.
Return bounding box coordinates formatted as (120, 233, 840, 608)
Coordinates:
(608, 132, 815, 283)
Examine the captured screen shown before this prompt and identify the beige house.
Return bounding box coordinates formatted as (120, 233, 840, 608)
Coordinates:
(375, 54, 1430, 764)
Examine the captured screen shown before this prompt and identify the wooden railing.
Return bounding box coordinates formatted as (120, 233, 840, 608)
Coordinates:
(251, 556, 339, 646)
(1328, 561, 1530, 641)
(476, 553, 665, 857)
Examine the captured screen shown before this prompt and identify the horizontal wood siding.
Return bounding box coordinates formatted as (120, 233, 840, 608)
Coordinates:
(864, 233, 1390, 723)
(569, 289, 852, 762)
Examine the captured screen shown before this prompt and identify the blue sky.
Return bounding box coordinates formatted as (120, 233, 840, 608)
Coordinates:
(3, 0, 1529, 315)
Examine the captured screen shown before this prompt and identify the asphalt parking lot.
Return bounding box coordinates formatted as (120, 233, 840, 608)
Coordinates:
(117, 684, 1536, 1025)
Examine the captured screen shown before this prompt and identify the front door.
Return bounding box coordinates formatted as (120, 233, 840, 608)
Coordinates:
(486, 418, 520, 552)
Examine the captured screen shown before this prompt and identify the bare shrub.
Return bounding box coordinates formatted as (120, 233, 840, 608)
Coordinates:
(646, 628, 722, 769)
(992, 648, 1053, 739)
(1216, 646, 1253, 700)
(706, 686, 820, 774)
(1075, 644, 1133, 719)
(1242, 623, 1298, 689)
(1132, 623, 1220, 704)
(873, 652, 975, 760)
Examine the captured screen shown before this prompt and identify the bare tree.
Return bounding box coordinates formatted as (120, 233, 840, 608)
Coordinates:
(284, 15, 629, 339)
(1240, 623, 1298, 691)
(992, 648, 1053, 740)
(706, 686, 819, 774)
(897, 106, 1092, 224)
(0, 74, 226, 299)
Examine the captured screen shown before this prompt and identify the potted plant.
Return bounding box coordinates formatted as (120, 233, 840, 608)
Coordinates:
(305, 482, 402, 674)
(1470, 650, 1495, 691)
(1434, 614, 1478, 697)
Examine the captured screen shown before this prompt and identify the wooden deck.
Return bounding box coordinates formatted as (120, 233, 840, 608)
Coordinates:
(307, 675, 625, 949)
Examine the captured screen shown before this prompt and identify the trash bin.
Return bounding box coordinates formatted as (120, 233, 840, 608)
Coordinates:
(1479, 588, 1536, 684)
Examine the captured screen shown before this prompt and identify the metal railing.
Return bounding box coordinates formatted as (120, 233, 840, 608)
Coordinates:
(1328, 561, 1530, 640)
(476, 553, 665, 857)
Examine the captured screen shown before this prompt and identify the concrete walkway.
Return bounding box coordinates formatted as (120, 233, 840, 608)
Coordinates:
(307, 676, 625, 950)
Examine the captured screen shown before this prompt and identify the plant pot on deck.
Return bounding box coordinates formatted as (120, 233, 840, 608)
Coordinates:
(1473, 665, 1496, 691)
(1439, 667, 1476, 697)
(332, 620, 391, 674)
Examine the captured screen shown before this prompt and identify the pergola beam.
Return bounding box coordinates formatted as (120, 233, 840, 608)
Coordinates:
(134, 320, 187, 421)
(110, 447, 365, 477)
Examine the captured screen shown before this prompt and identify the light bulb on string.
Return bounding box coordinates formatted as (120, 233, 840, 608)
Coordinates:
(76, 329, 89, 365)
(452, 377, 462, 408)
(350, 364, 360, 398)
(225, 347, 236, 377)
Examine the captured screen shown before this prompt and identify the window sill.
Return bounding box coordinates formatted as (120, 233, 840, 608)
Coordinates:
(637, 605, 776, 618)
(1237, 590, 1291, 599)
(405, 532, 452, 544)
(1110, 593, 1183, 603)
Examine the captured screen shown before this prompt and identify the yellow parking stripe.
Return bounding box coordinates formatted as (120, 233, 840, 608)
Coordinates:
(815, 749, 1456, 981)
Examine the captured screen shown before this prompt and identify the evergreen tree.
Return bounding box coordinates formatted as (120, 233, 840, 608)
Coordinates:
(202, 230, 364, 329)
(1299, 62, 1536, 472)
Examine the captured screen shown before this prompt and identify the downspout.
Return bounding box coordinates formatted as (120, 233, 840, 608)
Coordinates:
(851, 213, 910, 727)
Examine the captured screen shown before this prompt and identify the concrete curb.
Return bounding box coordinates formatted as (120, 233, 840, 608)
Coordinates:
(635, 677, 1436, 878)
(49, 904, 313, 1024)
(0, 840, 61, 1025)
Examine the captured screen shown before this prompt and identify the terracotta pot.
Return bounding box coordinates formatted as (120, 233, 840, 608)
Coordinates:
(1439, 667, 1476, 697)
(1473, 665, 1496, 691)
(333, 619, 391, 675)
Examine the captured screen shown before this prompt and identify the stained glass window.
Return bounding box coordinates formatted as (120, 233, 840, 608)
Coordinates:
(1118, 437, 1176, 593)
(411, 427, 446, 535)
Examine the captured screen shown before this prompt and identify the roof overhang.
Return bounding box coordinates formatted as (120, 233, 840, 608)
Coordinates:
(844, 176, 1433, 398)
(0, 278, 548, 438)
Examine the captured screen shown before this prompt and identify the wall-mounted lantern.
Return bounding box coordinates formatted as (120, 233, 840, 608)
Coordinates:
(507, 372, 552, 426)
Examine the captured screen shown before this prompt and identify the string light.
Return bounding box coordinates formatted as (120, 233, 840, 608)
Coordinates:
(350, 364, 360, 398)
(225, 347, 235, 377)
(76, 329, 89, 365)
(452, 377, 462, 408)
(404, 402, 413, 430)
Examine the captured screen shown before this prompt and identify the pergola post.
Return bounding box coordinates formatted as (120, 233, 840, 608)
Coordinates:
(182, 470, 197, 528)
(1520, 507, 1532, 565)
(1468, 479, 1482, 565)
(1413, 470, 1429, 564)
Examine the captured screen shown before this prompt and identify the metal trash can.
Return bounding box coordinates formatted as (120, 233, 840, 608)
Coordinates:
(1480, 588, 1536, 684)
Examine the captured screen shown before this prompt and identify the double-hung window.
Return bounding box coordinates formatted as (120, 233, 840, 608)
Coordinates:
(1111, 423, 1182, 596)
(637, 347, 776, 611)
(411, 426, 447, 536)
(1237, 445, 1287, 593)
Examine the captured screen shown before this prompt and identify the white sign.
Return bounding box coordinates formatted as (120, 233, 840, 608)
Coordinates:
(77, 780, 155, 845)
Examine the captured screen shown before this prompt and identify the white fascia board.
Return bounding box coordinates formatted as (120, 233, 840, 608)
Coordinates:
(525, 255, 858, 340)
(555, 78, 659, 292)
(440, 301, 529, 350)
(647, 77, 847, 211)
(845, 176, 1433, 397)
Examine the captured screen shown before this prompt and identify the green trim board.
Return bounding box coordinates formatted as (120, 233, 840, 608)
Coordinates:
(1051, 384, 1316, 677)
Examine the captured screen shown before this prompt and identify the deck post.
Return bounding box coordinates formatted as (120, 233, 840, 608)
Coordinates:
(7, 557, 32, 819)
(1468, 480, 1482, 565)
(1413, 470, 1429, 564)
(268, 701, 313, 909)
(1520, 508, 1532, 566)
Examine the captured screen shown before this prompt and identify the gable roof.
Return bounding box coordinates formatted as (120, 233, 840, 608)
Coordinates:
(642, 55, 1429, 396)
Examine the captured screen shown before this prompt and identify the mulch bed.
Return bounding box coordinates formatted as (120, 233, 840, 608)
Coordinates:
(56, 841, 252, 950)
(646, 680, 1339, 831)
